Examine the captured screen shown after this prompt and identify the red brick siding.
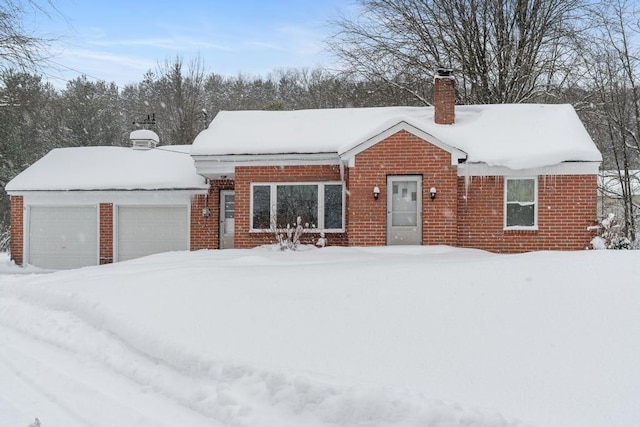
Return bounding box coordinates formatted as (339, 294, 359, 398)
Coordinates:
(9, 195, 23, 265)
(190, 180, 234, 250)
(457, 175, 598, 252)
(99, 203, 113, 264)
(347, 130, 458, 246)
(233, 165, 347, 248)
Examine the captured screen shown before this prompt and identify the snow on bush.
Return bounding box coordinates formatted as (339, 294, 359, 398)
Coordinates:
(273, 216, 304, 250)
(589, 213, 632, 249)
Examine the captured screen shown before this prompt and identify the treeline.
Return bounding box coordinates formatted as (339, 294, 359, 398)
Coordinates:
(0, 61, 429, 237)
(3, 0, 640, 245)
(0, 59, 638, 244)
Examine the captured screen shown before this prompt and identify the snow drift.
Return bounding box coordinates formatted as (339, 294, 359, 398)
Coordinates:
(0, 247, 638, 427)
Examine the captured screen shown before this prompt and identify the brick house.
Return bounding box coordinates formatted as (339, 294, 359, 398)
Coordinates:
(190, 73, 602, 253)
(6, 73, 602, 269)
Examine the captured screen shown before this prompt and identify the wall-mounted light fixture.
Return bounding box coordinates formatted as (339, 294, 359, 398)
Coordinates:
(430, 187, 437, 201)
(373, 186, 380, 200)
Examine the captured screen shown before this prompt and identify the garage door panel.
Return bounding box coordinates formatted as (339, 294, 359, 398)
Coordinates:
(117, 206, 188, 261)
(29, 206, 98, 269)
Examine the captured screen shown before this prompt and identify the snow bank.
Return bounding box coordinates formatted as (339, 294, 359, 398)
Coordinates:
(0, 247, 638, 427)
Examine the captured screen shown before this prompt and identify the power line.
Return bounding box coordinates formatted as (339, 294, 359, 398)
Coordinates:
(46, 59, 104, 82)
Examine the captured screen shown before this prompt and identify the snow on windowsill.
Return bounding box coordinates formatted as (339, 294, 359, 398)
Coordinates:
(503, 226, 539, 232)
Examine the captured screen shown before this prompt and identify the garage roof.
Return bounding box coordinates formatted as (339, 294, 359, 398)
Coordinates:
(5, 145, 208, 192)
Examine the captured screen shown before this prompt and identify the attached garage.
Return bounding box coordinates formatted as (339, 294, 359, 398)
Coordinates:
(28, 206, 98, 269)
(6, 132, 209, 269)
(116, 205, 189, 261)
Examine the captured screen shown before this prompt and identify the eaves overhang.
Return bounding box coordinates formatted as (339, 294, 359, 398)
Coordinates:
(192, 152, 341, 179)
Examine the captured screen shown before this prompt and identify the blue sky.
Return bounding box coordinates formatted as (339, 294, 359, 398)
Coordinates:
(30, 0, 352, 88)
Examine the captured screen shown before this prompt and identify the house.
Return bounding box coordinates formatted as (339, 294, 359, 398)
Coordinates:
(6, 71, 602, 269)
(190, 72, 601, 252)
(5, 130, 209, 269)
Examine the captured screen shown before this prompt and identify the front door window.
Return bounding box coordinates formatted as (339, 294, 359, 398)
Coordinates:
(220, 191, 235, 249)
(387, 176, 422, 245)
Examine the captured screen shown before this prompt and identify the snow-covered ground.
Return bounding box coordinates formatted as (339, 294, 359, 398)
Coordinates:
(0, 247, 638, 427)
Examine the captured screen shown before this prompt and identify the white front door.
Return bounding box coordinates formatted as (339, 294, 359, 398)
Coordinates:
(219, 190, 235, 249)
(387, 176, 422, 245)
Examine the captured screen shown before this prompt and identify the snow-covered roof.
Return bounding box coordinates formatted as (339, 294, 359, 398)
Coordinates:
(191, 104, 602, 170)
(5, 145, 208, 192)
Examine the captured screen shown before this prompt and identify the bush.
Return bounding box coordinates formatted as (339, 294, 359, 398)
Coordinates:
(273, 216, 304, 251)
(590, 213, 633, 249)
(0, 226, 9, 252)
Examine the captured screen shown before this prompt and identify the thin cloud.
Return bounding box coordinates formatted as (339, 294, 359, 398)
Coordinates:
(89, 37, 231, 52)
(59, 48, 154, 72)
(246, 41, 286, 51)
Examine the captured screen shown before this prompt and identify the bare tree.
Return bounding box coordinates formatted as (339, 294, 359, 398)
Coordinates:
(328, 0, 585, 104)
(580, 0, 640, 243)
(122, 56, 208, 145)
(0, 0, 60, 72)
(154, 56, 209, 145)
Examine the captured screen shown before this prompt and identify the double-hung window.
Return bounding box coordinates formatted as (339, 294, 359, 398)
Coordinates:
(505, 178, 537, 229)
(251, 182, 344, 231)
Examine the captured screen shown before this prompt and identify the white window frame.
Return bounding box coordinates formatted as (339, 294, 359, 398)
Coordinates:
(250, 182, 345, 232)
(504, 177, 538, 230)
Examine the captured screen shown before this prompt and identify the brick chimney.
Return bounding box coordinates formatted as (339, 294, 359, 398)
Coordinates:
(434, 68, 455, 125)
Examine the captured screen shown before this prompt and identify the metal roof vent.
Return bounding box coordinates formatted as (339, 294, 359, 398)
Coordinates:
(130, 129, 159, 150)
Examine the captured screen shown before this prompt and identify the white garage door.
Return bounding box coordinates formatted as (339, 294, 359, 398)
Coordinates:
(117, 206, 188, 262)
(28, 206, 98, 269)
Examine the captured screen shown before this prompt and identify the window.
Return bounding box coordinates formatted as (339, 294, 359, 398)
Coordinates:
(251, 182, 344, 231)
(505, 178, 537, 228)
(277, 185, 318, 228)
(252, 185, 271, 229)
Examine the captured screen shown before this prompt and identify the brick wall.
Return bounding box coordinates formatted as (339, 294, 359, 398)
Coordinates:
(347, 130, 458, 246)
(99, 203, 113, 264)
(190, 180, 234, 250)
(233, 165, 347, 248)
(457, 174, 598, 252)
(9, 195, 23, 265)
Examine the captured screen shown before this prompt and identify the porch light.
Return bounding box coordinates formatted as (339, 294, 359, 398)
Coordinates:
(373, 186, 380, 200)
(430, 187, 437, 201)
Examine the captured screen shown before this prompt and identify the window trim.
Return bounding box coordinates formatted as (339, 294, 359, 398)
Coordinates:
(250, 181, 345, 232)
(504, 177, 538, 230)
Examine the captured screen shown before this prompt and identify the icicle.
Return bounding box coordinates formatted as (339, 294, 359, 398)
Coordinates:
(463, 168, 471, 200)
